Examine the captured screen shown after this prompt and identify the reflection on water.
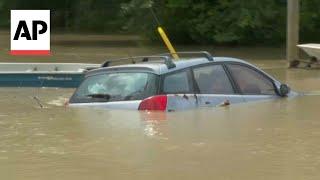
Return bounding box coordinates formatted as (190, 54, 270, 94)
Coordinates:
(1, 63, 320, 179)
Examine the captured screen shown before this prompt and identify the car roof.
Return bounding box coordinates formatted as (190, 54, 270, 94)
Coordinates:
(87, 57, 251, 76)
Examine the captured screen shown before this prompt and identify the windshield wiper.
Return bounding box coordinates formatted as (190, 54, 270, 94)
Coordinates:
(86, 93, 111, 100)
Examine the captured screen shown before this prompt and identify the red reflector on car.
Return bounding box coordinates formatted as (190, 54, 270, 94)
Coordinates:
(138, 95, 167, 111)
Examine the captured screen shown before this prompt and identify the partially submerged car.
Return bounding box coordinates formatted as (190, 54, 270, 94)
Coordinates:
(68, 51, 295, 111)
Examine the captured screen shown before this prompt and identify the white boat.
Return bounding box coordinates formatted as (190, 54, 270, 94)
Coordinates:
(297, 43, 320, 60)
(0, 63, 100, 87)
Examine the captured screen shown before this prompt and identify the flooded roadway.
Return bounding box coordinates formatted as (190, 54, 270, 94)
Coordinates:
(1, 32, 320, 179)
(0, 63, 320, 180)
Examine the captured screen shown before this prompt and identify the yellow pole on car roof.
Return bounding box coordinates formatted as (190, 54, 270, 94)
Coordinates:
(157, 27, 179, 60)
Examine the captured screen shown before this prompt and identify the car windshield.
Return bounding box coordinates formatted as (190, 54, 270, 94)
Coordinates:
(70, 72, 158, 103)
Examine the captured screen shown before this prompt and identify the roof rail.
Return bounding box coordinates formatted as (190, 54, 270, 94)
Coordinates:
(101, 56, 176, 69)
(159, 51, 214, 61)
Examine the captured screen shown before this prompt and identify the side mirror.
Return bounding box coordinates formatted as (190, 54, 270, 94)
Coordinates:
(278, 84, 290, 97)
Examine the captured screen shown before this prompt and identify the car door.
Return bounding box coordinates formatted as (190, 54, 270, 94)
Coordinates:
(161, 69, 199, 111)
(192, 64, 245, 107)
(225, 63, 278, 102)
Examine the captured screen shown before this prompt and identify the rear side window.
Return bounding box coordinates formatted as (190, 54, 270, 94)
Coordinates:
(163, 71, 191, 93)
(227, 64, 276, 95)
(193, 65, 234, 94)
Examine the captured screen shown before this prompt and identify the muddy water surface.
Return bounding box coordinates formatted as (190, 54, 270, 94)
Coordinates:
(0, 64, 320, 180)
(1, 32, 320, 179)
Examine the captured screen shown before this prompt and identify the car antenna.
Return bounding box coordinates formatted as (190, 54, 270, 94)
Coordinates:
(149, 6, 179, 60)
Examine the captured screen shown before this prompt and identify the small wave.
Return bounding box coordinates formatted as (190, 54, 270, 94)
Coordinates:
(47, 97, 68, 106)
(302, 91, 320, 96)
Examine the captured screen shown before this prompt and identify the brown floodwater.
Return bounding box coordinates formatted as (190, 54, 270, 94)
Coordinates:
(0, 63, 319, 180)
(1, 32, 320, 179)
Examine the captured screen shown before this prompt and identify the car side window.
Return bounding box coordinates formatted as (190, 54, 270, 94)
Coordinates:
(193, 64, 234, 94)
(227, 64, 276, 95)
(163, 70, 191, 93)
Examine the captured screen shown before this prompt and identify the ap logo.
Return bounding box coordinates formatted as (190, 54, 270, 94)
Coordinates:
(10, 10, 50, 55)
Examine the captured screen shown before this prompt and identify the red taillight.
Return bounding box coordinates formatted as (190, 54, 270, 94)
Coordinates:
(138, 95, 167, 111)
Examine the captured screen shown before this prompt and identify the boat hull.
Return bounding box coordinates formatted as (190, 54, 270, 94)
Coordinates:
(0, 63, 100, 88)
(298, 44, 320, 59)
(0, 73, 84, 88)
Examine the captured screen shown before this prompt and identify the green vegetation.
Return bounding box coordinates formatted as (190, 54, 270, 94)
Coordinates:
(0, 0, 319, 45)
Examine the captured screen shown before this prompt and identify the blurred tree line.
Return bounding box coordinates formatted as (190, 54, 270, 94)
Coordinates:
(0, 0, 319, 45)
